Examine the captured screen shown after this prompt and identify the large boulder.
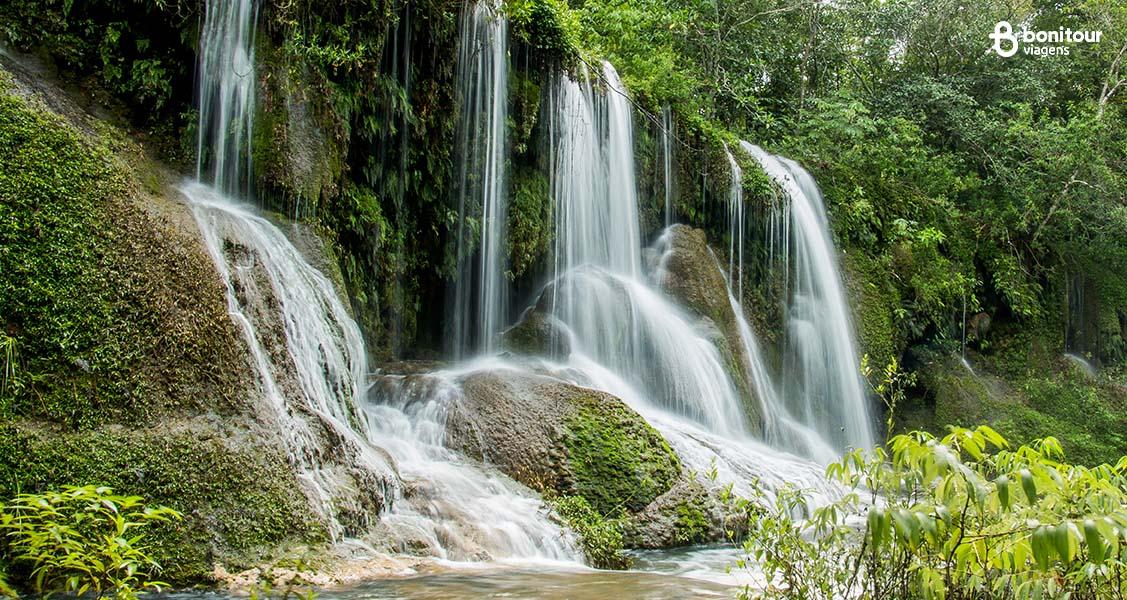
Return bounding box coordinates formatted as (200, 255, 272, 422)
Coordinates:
(444, 369, 739, 548)
(447, 370, 681, 514)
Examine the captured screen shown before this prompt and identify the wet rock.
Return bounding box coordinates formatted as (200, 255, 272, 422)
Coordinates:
(446, 370, 681, 515)
(499, 307, 570, 357)
(655, 224, 763, 435)
(623, 478, 732, 548)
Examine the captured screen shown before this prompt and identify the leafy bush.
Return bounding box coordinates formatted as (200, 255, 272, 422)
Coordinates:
(740, 426, 1127, 599)
(0, 485, 181, 599)
(549, 495, 630, 570)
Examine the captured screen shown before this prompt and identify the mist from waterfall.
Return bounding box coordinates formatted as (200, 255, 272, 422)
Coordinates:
(741, 141, 876, 453)
(451, 0, 510, 357)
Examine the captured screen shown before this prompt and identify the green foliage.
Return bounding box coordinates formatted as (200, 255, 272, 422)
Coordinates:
(563, 395, 682, 515)
(0, 424, 325, 584)
(506, 0, 581, 67)
(548, 494, 629, 570)
(0, 0, 197, 122)
(0, 485, 180, 599)
(740, 426, 1127, 599)
(507, 166, 551, 279)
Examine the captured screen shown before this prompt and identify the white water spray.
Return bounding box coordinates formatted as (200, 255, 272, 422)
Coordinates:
(723, 144, 745, 300)
(183, 182, 395, 538)
(366, 365, 579, 561)
(662, 106, 674, 227)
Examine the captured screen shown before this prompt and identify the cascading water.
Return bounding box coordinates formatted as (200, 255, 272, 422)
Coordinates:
(191, 0, 397, 538)
(723, 144, 745, 300)
(545, 63, 747, 436)
(549, 63, 643, 277)
(185, 0, 580, 561)
(196, 0, 257, 196)
(451, 0, 510, 357)
(661, 106, 674, 227)
(365, 364, 578, 561)
(718, 258, 837, 464)
(537, 64, 845, 503)
(741, 141, 875, 453)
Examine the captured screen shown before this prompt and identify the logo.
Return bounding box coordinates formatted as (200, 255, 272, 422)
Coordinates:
(990, 21, 1019, 57)
(989, 21, 1102, 57)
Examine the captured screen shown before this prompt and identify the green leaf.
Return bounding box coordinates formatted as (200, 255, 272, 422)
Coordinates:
(1020, 469, 1037, 504)
(995, 474, 1011, 510)
(1083, 519, 1105, 563)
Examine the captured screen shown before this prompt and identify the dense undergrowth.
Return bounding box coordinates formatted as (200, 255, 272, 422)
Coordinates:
(739, 426, 1127, 599)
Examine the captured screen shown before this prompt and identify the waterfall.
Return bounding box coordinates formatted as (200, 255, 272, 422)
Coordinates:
(723, 144, 745, 300)
(720, 261, 837, 464)
(544, 63, 748, 435)
(550, 63, 642, 278)
(366, 364, 579, 561)
(196, 0, 257, 196)
(184, 0, 581, 561)
(451, 1, 510, 357)
(182, 182, 395, 538)
(661, 106, 674, 227)
(741, 142, 876, 452)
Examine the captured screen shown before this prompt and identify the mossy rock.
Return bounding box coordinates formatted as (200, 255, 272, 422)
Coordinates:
(0, 419, 326, 583)
(499, 308, 570, 357)
(622, 478, 728, 548)
(841, 249, 902, 377)
(252, 38, 345, 216)
(0, 65, 249, 428)
(446, 370, 681, 516)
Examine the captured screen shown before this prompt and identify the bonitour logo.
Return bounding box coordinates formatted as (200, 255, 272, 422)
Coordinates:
(990, 20, 1102, 57)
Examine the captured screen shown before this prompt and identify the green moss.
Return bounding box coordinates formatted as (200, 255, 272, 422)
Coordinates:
(562, 393, 681, 515)
(671, 498, 711, 545)
(507, 166, 552, 279)
(252, 38, 346, 216)
(0, 85, 244, 428)
(0, 422, 325, 583)
(842, 250, 902, 379)
(910, 352, 1127, 467)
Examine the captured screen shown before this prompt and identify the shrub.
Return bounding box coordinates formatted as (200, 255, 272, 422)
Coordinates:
(549, 495, 630, 570)
(0, 485, 181, 599)
(739, 426, 1127, 599)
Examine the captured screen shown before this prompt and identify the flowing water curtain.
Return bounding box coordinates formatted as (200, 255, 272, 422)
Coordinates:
(741, 142, 876, 452)
(724, 143, 745, 300)
(182, 183, 395, 539)
(662, 106, 674, 227)
(196, 0, 258, 196)
(451, 0, 510, 358)
(546, 64, 748, 438)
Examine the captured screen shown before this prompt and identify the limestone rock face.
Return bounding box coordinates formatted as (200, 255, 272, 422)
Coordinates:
(0, 56, 391, 583)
